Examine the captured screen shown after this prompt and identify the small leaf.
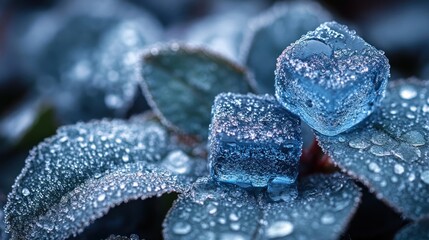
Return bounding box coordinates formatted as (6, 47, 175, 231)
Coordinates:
(5, 118, 201, 239)
(164, 174, 360, 240)
(140, 42, 257, 140)
(394, 219, 429, 240)
(318, 79, 429, 219)
(163, 177, 261, 240)
(240, 1, 331, 93)
(258, 173, 361, 240)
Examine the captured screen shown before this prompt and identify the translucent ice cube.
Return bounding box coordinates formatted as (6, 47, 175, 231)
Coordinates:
(208, 93, 302, 193)
(275, 21, 390, 136)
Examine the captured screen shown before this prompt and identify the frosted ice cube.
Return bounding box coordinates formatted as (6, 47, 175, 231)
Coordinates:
(275, 21, 390, 136)
(208, 93, 302, 191)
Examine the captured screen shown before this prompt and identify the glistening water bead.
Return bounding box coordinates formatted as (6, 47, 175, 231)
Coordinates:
(275, 21, 390, 136)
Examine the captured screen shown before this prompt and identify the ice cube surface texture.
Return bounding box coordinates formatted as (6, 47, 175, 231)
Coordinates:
(275, 21, 390, 136)
(208, 93, 302, 189)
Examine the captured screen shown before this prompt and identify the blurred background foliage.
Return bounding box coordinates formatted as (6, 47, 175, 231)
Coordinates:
(0, 0, 427, 239)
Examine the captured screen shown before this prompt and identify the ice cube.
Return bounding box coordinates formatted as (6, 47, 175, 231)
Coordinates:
(275, 21, 390, 136)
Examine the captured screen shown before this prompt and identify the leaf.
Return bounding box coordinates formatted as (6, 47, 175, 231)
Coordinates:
(258, 173, 361, 240)
(394, 219, 429, 240)
(36, 2, 161, 123)
(5, 118, 202, 239)
(163, 174, 360, 240)
(140, 42, 257, 140)
(240, 1, 331, 93)
(163, 177, 262, 240)
(317, 79, 429, 219)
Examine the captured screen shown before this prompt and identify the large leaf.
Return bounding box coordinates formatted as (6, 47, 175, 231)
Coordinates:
(394, 219, 429, 240)
(163, 177, 261, 240)
(257, 173, 360, 240)
(140, 42, 257, 140)
(4, 118, 202, 239)
(163, 174, 360, 240)
(318, 79, 429, 219)
(240, 1, 331, 93)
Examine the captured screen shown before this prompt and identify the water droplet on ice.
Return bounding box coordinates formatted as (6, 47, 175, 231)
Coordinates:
(22, 188, 30, 196)
(266, 220, 294, 238)
(172, 221, 192, 235)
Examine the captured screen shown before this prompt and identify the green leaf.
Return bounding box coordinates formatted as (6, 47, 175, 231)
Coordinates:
(140, 42, 257, 140)
(240, 2, 331, 93)
(318, 79, 429, 219)
(5, 118, 202, 239)
(163, 174, 360, 240)
(394, 219, 429, 240)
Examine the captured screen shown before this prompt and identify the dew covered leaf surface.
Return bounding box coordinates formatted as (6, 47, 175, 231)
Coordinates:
(140, 43, 256, 140)
(240, 1, 331, 93)
(394, 219, 429, 240)
(164, 174, 360, 240)
(163, 177, 261, 240)
(318, 79, 429, 219)
(5, 118, 203, 239)
(105, 234, 140, 240)
(258, 173, 360, 240)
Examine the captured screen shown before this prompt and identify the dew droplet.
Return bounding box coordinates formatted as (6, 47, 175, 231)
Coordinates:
(122, 155, 129, 162)
(399, 86, 417, 100)
(22, 188, 30, 196)
(266, 220, 294, 238)
(172, 222, 192, 235)
(394, 164, 405, 175)
(368, 162, 381, 173)
(348, 138, 370, 149)
(97, 193, 106, 202)
(401, 130, 426, 146)
(230, 222, 240, 231)
(229, 213, 239, 221)
(420, 170, 429, 184)
(321, 212, 335, 224)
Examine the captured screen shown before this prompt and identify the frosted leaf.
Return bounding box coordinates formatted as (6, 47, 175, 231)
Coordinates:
(36, 0, 161, 123)
(0, 205, 7, 240)
(275, 21, 390, 136)
(140, 43, 257, 139)
(258, 173, 361, 240)
(318, 79, 429, 219)
(105, 234, 140, 240)
(394, 219, 429, 240)
(163, 177, 261, 240)
(208, 93, 302, 200)
(4, 118, 199, 239)
(240, 1, 331, 93)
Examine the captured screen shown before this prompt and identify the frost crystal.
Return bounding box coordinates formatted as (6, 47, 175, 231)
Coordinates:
(275, 21, 390, 136)
(208, 93, 302, 195)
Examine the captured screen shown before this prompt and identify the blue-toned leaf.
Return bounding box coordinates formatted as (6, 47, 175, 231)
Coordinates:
(258, 173, 361, 240)
(240, 1, 331, 93)
(163, 177, 261, 240)
(36, 0, 161, 123)
(318, 79, 429, 219)
(140, 43, 257, 139)
(183, 2, 264, 62)
(4, 118, 202, 239)
(394, 219, 429, 240)
(164, 174, 360, 240)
